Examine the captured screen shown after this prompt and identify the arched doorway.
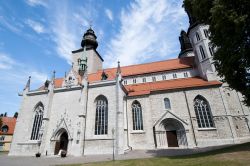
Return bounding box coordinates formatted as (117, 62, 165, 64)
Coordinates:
(59, 132, 68, 151)
(155, 118, 187, 148)
(54, 130, 69, 155)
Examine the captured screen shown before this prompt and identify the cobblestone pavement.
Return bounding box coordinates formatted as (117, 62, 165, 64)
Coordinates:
(0, 145, 231, 166)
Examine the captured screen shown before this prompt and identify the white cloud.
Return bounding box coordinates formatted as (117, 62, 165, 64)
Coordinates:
(26, 0, 48, 7)
(25, 19, 46, 34)
(0, 16, 21, 33)
(47, 2, 99, 64)
(0, 52, 48, 84)
(105, 9, 113, 21)
(0, 53, 16, 70)
(104, 0, 188, 67)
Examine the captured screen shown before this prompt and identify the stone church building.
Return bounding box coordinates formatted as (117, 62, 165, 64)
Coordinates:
(9, 10, 250, 156)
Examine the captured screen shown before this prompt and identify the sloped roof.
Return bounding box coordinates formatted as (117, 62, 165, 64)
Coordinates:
(0, 117, 16, 135)
(125, 77, 222, 97)
(88, 57, 195, 83)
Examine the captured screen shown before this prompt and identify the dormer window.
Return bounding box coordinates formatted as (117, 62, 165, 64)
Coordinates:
(162, 75, 166, 80)
(184, 72, 188, 78)
(101, 71, 108, 80)
(173, 73, 177, 79)
(1, 125, 9, 133)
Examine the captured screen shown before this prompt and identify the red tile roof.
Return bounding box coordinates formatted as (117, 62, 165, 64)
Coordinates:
(125, 77, 222, 96)
(38, 57, 200, 90)
(88, 57, 195, 83)
(0, 117, 16, 135)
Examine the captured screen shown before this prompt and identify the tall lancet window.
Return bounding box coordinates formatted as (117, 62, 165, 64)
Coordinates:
(30, 103, 44, 140)
(132, 101, 143, 130)
(95, 95, 108, 135)
(193, 95, 214, 128)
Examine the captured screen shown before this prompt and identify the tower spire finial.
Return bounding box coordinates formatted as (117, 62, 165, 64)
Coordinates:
(116, 61, 121, 74)
(24, 76, 31, 91)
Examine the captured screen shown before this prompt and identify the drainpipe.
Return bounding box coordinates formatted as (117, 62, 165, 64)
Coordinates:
(125, 97, 132, 150)
(183, 90, 197, 147)
(82, 82, 89, 155)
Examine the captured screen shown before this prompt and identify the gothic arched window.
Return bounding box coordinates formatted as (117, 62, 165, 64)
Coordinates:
(132, 101, 143, 130)
(164, 98, 171, 110)
(199, 45, 206, 59)
(196, 32, 200, 41)
(30, 103, 44, 140)
(193, 95, 214, 128)
(95, 95, 108, 135)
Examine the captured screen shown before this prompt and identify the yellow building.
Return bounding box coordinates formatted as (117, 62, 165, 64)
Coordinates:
(0, 117, 16, 151)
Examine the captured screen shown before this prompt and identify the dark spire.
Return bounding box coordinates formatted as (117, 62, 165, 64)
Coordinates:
(81, 28, 98, 50)
(179, 30, 193, 57)
(24, 76, 31, 91)
(116, 61, 121, 74)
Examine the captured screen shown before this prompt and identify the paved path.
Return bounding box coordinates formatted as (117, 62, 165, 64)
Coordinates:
(0, 145, 231, 166)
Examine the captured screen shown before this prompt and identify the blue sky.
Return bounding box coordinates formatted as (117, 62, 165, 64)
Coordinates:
(0, 0, 189, 116)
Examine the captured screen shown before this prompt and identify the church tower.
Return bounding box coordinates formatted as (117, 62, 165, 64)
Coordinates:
(185, 8, 216, 81)
(72, 28, 103, 74)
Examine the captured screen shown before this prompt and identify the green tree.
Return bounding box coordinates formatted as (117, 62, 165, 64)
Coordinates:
(183, 0, 250, 105)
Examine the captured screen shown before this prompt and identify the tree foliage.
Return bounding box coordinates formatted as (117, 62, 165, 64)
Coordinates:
(183, 0, 250, 105)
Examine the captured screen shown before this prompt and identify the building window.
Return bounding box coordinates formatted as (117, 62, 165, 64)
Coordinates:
(1, 125, 8, 133)
(199, 45, 206, 59)
(162, 75, 166, 80)
(30, 103, 44, 140)
(164, 98, 171, 110)
(173, 73, 177, 79)
(132, 101, 143, 130)
(95, 95, 108, 135)
(152, 76, 156, 82)
(193, 95, 214, 128)
(204, 29, 209, 38)
(0, 136, 5, 141)
(123, 80, 127, 85)
(184, 72, 188, 78)
(142, 78, 146, 83)
(196, 32, 200, 41)
(209, 46, 214, 56)
(133, 78, 136, 84)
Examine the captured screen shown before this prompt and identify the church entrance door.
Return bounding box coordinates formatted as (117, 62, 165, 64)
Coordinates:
(166, 130, 179, 147)
(54, 132, 69, 155)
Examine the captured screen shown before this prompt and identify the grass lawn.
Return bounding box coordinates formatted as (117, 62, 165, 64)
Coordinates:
(62, 142, 250, 166)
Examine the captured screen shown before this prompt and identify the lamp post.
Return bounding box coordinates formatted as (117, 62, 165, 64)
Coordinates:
(112, 128, 115, 161)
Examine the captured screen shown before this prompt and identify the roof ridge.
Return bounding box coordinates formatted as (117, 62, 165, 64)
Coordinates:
(94, 57, 194, 73)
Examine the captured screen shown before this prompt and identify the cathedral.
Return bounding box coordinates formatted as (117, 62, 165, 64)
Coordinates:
(9, 10, 250, 156)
